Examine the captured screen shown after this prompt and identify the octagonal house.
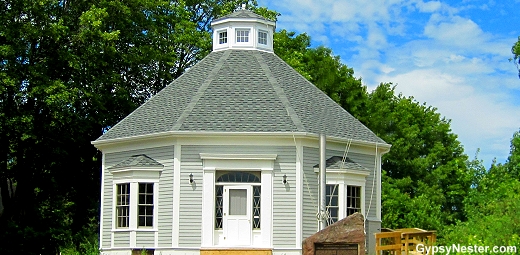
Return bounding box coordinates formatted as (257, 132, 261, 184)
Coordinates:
(92, 8, 390, 255)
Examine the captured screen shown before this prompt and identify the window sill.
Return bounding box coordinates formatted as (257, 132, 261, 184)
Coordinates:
(111, 228, 158, 232)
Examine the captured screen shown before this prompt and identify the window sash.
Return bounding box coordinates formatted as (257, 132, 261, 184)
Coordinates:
(326, 184, 339, 226)
(138, 183, 154, 227)
(236, 30, 249, 43)
(346, 185, 361, 216)
(258, 31, 267, 45)
(116, 183, 130, 228)
(219, 31, 227, 44)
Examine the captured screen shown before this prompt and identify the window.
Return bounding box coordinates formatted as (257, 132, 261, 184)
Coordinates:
(326, 184, 339, 226)
(116, 183, 130, 228)
(258, 31, 267, 45)
(219, 31, 227, 44)
(215, 185, 223, 229)
(236, 29, 249, 43)
(346, 185, 361, 216)
(138, 183, 154, 227)
(326, 184, 363, 226)
(253, 185, 261, 229)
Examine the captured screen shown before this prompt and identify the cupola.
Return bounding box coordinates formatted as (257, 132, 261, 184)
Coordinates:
(211, 5, 276, 52)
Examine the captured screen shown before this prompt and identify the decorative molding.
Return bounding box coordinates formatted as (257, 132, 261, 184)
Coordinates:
(199, 153, 277, 160)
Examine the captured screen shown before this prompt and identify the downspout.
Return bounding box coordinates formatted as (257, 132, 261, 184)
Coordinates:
(318, 134, 327, 230)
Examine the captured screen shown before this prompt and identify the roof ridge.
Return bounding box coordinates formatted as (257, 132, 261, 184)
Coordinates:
(170, 50, 232, 131)
(253, 51, 306, 132)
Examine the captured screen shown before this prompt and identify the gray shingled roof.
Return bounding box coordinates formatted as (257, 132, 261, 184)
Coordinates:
(213, 9, 272, 22)
(108, 154, 164, 169)
(96, 49, 387, 145)
(313, 156, 368, 171)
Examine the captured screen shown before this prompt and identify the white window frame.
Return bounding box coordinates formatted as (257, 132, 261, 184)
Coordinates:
(317, 168, 368, 221)
(110, 166, 162, 232)
(258, 30, 268, 45)
(218, 30, 228, 44)
(236, 29, 250, 43)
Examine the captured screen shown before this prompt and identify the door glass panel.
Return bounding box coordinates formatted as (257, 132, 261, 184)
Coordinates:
(229, 189, 247, 215)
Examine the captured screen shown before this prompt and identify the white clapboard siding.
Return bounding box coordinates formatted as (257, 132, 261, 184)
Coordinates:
(345, 151, 377, 219)
(302, 146, 319, 239)
(178, 145, 296, 248)
(113, 232, 130, 247)
(103, 145, 174, 248)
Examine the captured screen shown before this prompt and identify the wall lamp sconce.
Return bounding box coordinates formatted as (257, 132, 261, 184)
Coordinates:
(282, 174, 287, 184)
(189, 173, 194, 184)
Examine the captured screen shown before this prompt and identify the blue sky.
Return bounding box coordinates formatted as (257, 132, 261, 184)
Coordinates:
(259, 0, 520, 166)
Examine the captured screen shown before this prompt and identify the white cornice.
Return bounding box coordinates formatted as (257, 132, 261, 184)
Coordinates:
(199, 153, 277, 160)
(92, 131, 391, 152)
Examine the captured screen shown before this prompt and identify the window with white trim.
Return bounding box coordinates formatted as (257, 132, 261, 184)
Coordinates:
(346, 185, 361, 216)
(258, 30, 268, 45)
(108, 154, 163, 231)
(236, 29, 249, 42)
(219, 31, 227, 44)
(326, 184, 339, 226)
(116, 183, 130, 228)
(326, 184, 363, 226)
(138, 183, 154, 227)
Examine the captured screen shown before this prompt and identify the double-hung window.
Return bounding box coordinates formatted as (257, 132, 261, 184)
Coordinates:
(325, 184, 363, 226)
(109, 154, 163, 231)
(138, 183, 154, 227)
(116, 183, 130, 228)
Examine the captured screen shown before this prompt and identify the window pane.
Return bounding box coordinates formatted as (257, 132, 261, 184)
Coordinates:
(253, 185, 261, 229)
(215, 185, 223, 229)
(138, 183, 154, 227)
(116, 183, 130, 228)
(326, 184, 339, 226)
(346, 185, 361, 216)
(229, 189, 247, 215)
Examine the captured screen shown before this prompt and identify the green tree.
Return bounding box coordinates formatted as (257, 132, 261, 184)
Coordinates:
(366, 83, 471, 231)
(1, 1, 263, 254)
(442, 131, 520, 252)
(512, 36, 520, 78)
(274, 30, 367, 117)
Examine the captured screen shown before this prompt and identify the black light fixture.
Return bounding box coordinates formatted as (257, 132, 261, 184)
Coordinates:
(189, 173, 194, 184)
(283, 174, 287, 184)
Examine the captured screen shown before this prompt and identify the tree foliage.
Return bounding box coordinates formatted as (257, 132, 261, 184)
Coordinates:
(365, 83, 471, 231)
(0, 1, 261, 254)
(512, 36, 520, 78)
(273, 30, 367, 117)
(442, 131, 520, 252)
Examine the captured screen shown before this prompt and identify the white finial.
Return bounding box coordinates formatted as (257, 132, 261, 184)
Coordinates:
(241, 3, 246, 10)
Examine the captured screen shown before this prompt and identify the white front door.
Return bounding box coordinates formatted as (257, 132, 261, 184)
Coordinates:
(223, 185, 252, 246)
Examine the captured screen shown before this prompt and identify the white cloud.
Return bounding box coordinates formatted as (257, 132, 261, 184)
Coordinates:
(259, 0, 520, 165)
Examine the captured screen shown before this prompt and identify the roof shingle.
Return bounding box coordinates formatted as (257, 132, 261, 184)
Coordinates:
(96, 50, 387, 145)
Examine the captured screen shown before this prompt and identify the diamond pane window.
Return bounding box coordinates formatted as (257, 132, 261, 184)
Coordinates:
(116, 183, 130, 228)
(326, 184, 339, 226)
(215, 185, 223, 229)
(138, 183, 154, 227)
(347, 185, 361, 216)
(253, 185, 261, 229)
(236, 29, 249, 43)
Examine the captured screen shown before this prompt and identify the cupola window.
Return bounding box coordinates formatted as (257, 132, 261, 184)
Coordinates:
(236, 29, 250, 43)
(218, 31, 227, 44)
(258, 30, 268, 45)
